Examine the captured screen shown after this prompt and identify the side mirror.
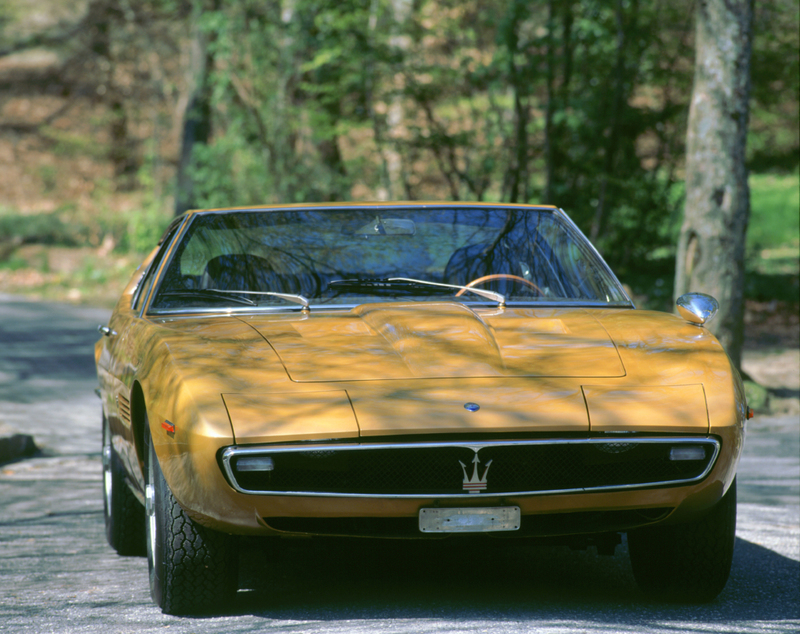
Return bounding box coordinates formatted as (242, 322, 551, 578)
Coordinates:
(676, 293, 719, 326)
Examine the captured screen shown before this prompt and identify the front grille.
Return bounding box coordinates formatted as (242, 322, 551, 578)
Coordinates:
(221, 438, 719, 498)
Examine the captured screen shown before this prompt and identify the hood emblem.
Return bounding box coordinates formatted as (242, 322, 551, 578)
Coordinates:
(459, 453, 493, 494)
(464, 402, 480, 412)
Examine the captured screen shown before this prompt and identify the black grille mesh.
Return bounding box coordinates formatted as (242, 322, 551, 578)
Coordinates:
(228, 440, 716, 496)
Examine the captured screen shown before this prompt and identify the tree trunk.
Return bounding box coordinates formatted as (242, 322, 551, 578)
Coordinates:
(674, 0, 753, 369)
(544, 0, 556, 203)
(383, 0, 413, 201)
(87, 0, 136, 188)
(546, 1, 574, 204)
(174, 3, 216, 216)
(590, 0, 633, 243)
(501, 0, 531, 204)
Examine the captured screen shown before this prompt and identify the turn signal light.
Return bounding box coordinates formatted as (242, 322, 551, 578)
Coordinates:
(236, 456, 275, 472)
(669, 446, 706, 461)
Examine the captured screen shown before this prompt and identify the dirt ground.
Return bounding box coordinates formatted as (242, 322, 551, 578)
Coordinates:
(742, 348, 800, 415)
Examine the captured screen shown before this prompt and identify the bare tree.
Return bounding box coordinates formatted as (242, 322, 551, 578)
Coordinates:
(674, 0, 754, 369)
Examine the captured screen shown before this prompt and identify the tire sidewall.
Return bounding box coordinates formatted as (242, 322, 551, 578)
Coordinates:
(628, 477, 737, 601)
(144, 419, 238, 615)
(102, 414, 114, 542)
(103, 413, 145, 555)
(145, 424, 167, 608)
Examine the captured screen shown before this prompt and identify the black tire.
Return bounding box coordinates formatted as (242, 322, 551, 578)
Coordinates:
(628, 478, 737, 602)
(102, 414, 146, 556)
(144, 420, 238, 615)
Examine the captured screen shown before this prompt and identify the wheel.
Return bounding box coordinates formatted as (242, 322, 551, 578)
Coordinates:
(628, 478, 737, 602)
(455, 273, 542, 296)
(144, 419, 238, 615)
(102, 414, 145, 556)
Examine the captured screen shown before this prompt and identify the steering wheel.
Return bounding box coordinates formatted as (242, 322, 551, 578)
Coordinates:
(455, 274, 542, 296)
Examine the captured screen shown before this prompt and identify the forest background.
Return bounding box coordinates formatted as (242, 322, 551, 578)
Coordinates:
(0, 0, 797, 350)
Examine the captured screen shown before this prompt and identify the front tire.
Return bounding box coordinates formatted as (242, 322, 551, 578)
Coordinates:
(102, 414, 145, 556)
(628, 478, 737, 602)
(144, 420, 238, 615)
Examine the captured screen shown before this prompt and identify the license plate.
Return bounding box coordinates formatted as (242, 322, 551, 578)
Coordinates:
(418, 506, 521, 533)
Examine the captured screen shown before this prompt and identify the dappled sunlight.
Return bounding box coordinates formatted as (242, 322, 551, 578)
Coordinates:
(248, 304, 625, 383)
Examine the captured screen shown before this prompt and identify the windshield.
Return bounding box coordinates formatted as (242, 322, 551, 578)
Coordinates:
(148, 206, 629, 312)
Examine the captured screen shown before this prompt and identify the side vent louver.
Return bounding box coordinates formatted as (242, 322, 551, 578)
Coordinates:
(117, 394, 132, 426)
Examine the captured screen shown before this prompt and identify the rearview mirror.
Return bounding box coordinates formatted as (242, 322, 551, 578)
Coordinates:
(353, 216, 416, 236)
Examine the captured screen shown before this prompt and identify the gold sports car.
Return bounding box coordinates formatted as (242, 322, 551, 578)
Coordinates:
(96, 203, 747, 614)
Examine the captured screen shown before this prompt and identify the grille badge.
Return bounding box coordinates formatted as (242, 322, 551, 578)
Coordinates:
(464, 402, 480, 412)
(460, 453, 492, 493)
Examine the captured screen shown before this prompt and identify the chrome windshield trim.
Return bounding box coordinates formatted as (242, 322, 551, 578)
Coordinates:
(145, 205, 634, 317)
(138, 213, 194, 318)
(554, 208, 635, 308)
(220, 437, 720, 498)
(146, 299, 633, 317)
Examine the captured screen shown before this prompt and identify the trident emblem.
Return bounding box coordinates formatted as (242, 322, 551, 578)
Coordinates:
(459, 453, 492, 493)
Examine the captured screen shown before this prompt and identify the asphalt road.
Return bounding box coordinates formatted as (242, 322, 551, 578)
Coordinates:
(1, 294, 798, 634)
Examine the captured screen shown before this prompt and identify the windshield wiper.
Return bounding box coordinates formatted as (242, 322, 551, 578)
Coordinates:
(226, 289, 310, 311)
(160, 288, 310, 310)
(160, 290, 257, 306)
(328, 277, 505, 306)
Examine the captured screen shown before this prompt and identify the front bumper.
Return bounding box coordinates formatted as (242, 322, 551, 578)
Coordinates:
(164, 426, 741, 539)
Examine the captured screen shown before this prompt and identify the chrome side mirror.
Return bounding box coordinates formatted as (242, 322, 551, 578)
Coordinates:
(676, 293, 719, 326)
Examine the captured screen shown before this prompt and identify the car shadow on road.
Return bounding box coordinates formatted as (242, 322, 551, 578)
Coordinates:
(223, 535, 800, 624)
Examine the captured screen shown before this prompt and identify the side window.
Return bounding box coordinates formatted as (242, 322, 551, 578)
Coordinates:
(132, 254, 162, 311)
(132, 218, 186, 311)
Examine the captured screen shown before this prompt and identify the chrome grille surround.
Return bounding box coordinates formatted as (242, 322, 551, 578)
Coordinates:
(220, 437, 720, 498)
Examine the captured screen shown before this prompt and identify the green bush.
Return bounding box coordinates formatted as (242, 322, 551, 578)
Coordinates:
(121, 204, 172, 254)
(748, 171, 800, 252)
(0, 212, 77, 246)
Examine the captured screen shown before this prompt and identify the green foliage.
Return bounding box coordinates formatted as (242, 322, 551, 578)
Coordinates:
(40, 126, 109, 160)
(744, 171, 799, 305)
(0, 211, 77, 246)
(78, 255, 109, 285)
(185, 0, 373, 208)
(625, 171, 800, 311)
(743, 380, 769, 412)
(748, 0, 800, 171)
(122, 205, 171, 254)
(38, 165, 58, 193)
(0, 255, 29, 271)
(189, 136, 271, 209)
(748, 171, 800, 252)
(177, 0, 794, 286)
(119, 151, 173, 253)
(745, 173, 800, 306)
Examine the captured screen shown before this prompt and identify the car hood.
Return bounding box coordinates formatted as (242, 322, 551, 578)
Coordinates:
(149, 305, 730, 444)
(243, 302, 626, 382)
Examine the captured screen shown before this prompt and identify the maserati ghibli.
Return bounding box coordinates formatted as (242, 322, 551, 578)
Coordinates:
(95, 203, 746, 613)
